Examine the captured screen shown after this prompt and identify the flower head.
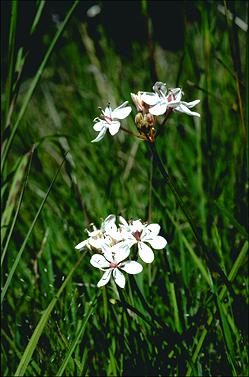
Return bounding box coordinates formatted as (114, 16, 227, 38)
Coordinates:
(76, 214, 168, 288)
(119, 217, 167, 264)
(75, 214, 122, 251)
(90, 243, 143, 288)
(141, 83, 200, 117)
(91, 102, 132, 142)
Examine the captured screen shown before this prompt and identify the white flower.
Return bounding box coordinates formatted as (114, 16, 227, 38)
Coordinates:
(119, 217, 167, 264)
(90, 243, 143, 288)
(130, 92, 150, 113)
(166, 88, 200, 117)
(141, 82, 200, 117)
(91, 102, 132, 142)
(75, 214, 121, 251)
(140, 82, 167, 115)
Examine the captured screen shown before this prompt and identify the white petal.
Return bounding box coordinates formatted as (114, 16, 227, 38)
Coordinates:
(93, 121, 106, 131)
(149, 102, 167, 116)
(130, 219, 144, 233)
(141, 92, 160, 106)
(89, 238, 105, 250)
(138, 242, 154, 263)
(172, 88, 182, 101)
(102, 244, 114, 263)
(145, 223, 160, 235)
(91, 127, 107, 142)
(166, 100, 181, 108)
(119, 216, 129, 228)
(120, 261, 143, 274)
(119, 232, 136, 247)
(175, 104, 200, 117)
(101, 214, 116, 232)
(112, 242, 131, 263)
(97, 269, 112, 287)
(113, 269, 125, 288)
(108, 121, 121, 135)
(112, 106, 132, 120)
(103, 106, 112, 117)
(90, 254, 110, 269)
(181, 99, 200, 108)
(75, 239, 88, 250)
(146, 235, 167, 250)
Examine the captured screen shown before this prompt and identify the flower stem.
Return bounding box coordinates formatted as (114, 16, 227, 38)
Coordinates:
(120, 125, 145, 140)
(148, 141, 234, 293)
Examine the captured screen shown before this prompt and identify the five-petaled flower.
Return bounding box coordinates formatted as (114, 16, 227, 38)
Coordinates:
(91, 102, 132, 142)
(90, 243, 143, 288)
(119, 217, 167, 264)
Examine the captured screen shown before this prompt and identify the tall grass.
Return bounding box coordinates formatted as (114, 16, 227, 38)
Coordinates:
(1, 1, 248, 376)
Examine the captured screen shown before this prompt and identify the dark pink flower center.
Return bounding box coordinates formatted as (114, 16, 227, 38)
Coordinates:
(167, 92, 175, 103)
(133, 230, 142, 241)
(109, 261, 118, 268)
(104, 115, 113, 124)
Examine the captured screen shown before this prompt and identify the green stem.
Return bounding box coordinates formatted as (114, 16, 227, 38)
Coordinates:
(148, 141, 233, 292)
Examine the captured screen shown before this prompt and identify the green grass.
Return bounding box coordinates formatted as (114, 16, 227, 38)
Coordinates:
(1, 1, 248, 376)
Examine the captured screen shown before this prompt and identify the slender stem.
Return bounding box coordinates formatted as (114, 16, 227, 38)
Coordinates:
(120, 125, 145, 140)
(148, 141, 233, 292)
(148, 142, 202, 245)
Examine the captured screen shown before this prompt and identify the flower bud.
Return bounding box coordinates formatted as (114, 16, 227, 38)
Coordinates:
(135, 112, 144, 128)
(145, 113, 155, 128)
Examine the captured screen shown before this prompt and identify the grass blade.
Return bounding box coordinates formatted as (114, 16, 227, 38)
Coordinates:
(30, 0, 46, 35)
(1, 154, 67, 304)
(57, 294, 99, 376)
(1, 0, 79, 173)
(1, 150, 31, 244)
(1, 147, 34, 265)
(215, 201, 248, 240)
(4, 0, 18, 121)
(14, 253, 86, 376)
(186, 241, 248, 375)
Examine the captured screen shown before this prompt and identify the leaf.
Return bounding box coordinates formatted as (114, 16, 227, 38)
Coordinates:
(215, 201, 248, 240)
(14, 253, 86, 376)
(1, 150, 31, 243)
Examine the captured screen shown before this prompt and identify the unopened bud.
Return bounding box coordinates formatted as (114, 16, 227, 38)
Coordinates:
(145, 113, 155, 127)
(135, 112, 144, 128)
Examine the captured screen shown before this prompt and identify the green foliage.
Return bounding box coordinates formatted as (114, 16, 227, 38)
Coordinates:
(1, 1, 248, 376)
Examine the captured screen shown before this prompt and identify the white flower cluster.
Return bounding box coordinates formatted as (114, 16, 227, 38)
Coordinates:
(91, 81, 200, 142)
(75, 215, 167, 288)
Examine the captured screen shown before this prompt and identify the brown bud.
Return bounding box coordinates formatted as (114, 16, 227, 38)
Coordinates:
(145, 113, 155, 127)
(135, 112, 144, 128)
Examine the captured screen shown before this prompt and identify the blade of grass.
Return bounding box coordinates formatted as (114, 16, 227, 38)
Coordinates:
(1, 329, 41, 375)
(148, 141, 233, 291)
(4, 0, 18, 122)
(30, 0, 46, 35)
(169, 282, 182, 334)
(1, 147, 34, 265)
(215, 200, 248, 240)
(1, 150, 32, 244)
(1, 153, 67, 304)
(215, 293, 237, 375)
(1, 0, 79, 173)
(57, 293, 99, 376)
(186, 240, 248, 375)
(167, 210, 211, 286)
(14, 252, 86, 377)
